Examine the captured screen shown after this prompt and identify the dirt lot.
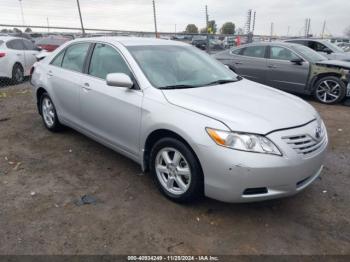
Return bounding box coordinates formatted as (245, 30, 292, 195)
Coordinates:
(0, 82, 349, 255)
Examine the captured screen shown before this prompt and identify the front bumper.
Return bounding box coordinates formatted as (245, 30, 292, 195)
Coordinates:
(197, 120, 328, 203)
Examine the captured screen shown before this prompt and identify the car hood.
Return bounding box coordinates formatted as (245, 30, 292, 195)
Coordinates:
(162, 79, 317, 134)
(316, 59, 350, 70)
(331, 52, 350, 62)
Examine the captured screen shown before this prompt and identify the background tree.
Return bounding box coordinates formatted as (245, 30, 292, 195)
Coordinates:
(185, 24, 198, 34)
(25, 27, 32, 33)
(345, 26, 350, 38)
(220, 22, 235, 35)
(13, 28, 22, 33)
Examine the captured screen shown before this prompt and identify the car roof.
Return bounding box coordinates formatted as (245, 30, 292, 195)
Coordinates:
(69, 36, 189, 47)
(234, 41, 300, 49)
(0, 36, 25, 42)
(285, 38, 328, 43)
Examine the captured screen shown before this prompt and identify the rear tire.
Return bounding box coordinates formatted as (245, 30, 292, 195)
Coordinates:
(11, 64, 24, 84)
(313, 76, 346, 104)
(150, 137, 204, 203)
(40, 93, 63, 132)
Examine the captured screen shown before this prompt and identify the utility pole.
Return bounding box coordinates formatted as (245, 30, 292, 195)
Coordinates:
(76, 0, 85, 36)
(152, 0, 158, 38)
(270, 22, 274, 42)
(46, 17, 50, 33)
(252, 11, 256, 33)
(18, 0, 25, 26)
(205, 5, 210, 53)
(305, 18, 311, 38)
(321, 20, 326, 38)
(287, 26, 290, 37)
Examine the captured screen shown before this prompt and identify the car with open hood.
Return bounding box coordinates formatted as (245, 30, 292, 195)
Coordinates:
(214, 42, 350, 104)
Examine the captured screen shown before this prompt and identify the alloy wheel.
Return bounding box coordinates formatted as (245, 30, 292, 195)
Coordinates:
(42, 97, 55, 127)
(315, 80, 341, 103)
(14, 67, 24, 83)
(155, 147, 192, 195)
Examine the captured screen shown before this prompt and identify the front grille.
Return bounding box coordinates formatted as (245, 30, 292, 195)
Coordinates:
(282, 133, 326, 155)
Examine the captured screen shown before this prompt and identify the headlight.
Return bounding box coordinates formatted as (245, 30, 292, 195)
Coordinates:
(206, 128, 282, 156)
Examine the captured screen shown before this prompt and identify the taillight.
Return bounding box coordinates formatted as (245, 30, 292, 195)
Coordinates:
(0, 52, 5, 58)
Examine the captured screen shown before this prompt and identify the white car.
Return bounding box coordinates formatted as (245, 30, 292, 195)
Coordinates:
(0, 36, 39, 83)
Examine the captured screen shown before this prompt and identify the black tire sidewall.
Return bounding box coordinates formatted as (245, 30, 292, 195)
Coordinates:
(12, 64, 24, 84)
(150, 137, 204, 203)
(314, 76, 346, 104)
(40, 93, 61, 132)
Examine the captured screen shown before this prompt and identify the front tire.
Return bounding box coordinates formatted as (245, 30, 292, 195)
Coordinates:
(150, 137, 204, 203)
(40, 93, 63, 132)
(314, 76, 346, 104)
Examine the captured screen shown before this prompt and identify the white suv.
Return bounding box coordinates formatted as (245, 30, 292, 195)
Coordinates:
(0, 36, 39, 84)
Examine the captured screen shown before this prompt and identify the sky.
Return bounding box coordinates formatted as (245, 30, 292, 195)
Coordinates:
(0, 0, 349, 36)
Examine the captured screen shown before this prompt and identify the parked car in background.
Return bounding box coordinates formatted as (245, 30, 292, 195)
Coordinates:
(214, 42, 350, 104)
(0, 36, 40, 83)
(284, 38, 350, 61)
(191, 37, 207, 50)
(31, 37, 327, 203)
(336, 42, 350, 52)
(223, 36, 235, 48)
(35, 35, 71, 52)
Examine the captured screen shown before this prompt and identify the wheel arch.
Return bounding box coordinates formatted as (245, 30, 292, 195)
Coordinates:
(309, 72, 345, 91)
(142, 128, 203, 175)
(36, 87, 48, 115)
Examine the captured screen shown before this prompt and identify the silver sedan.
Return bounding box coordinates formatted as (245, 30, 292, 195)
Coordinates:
(31, 37, 328, 203)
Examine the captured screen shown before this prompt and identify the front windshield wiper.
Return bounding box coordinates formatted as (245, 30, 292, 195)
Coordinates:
(158, 84, 199, 90)
(203, 79, 239, 86)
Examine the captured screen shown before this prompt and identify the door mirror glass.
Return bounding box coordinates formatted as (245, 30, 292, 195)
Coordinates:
(106, 73, 134, 88)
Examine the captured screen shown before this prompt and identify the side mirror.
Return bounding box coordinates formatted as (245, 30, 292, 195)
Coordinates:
(290, 58, 304, 65)
(325, 49, 333, 54)
(106, 73, 134, 89)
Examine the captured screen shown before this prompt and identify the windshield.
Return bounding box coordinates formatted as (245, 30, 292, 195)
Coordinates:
(324, 41, 344, 53)
(127, 45, 239, 89)
(293, 45, 326, 62)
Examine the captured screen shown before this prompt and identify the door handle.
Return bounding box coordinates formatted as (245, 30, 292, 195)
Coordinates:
(82, 83, 91, 91)
(47, 70, 53, 77)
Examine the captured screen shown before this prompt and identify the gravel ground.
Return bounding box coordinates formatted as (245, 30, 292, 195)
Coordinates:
(0, 81, 349, 255)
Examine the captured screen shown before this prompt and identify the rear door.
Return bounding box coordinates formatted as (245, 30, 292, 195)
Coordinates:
(80, 43, 143, 157)
(6, 39, 26, 74)
(266, 45, 309, 93)
(231, 45, 268, 85)
(47, 42, 91, 126)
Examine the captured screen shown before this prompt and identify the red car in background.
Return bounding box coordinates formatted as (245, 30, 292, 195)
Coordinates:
(35, 35, 72, 52)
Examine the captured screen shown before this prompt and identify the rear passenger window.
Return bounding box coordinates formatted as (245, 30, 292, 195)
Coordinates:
(22, 39, 36, 50)
(51, 51, 65, 67)
(88, 43, 131, 80)
(61, 43, 90, 73)
(241, 46, 266, 58)
(6, 39, 25, 50)
(270, 46, 300, 61)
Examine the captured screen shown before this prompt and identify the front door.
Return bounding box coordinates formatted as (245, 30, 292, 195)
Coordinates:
(80, 43, 143, 157)
(266, 45, 309, 93)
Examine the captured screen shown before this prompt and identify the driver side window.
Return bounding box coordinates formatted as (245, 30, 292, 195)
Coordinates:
(269, 46, 300, 61)
(88, 43, 131, 80)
